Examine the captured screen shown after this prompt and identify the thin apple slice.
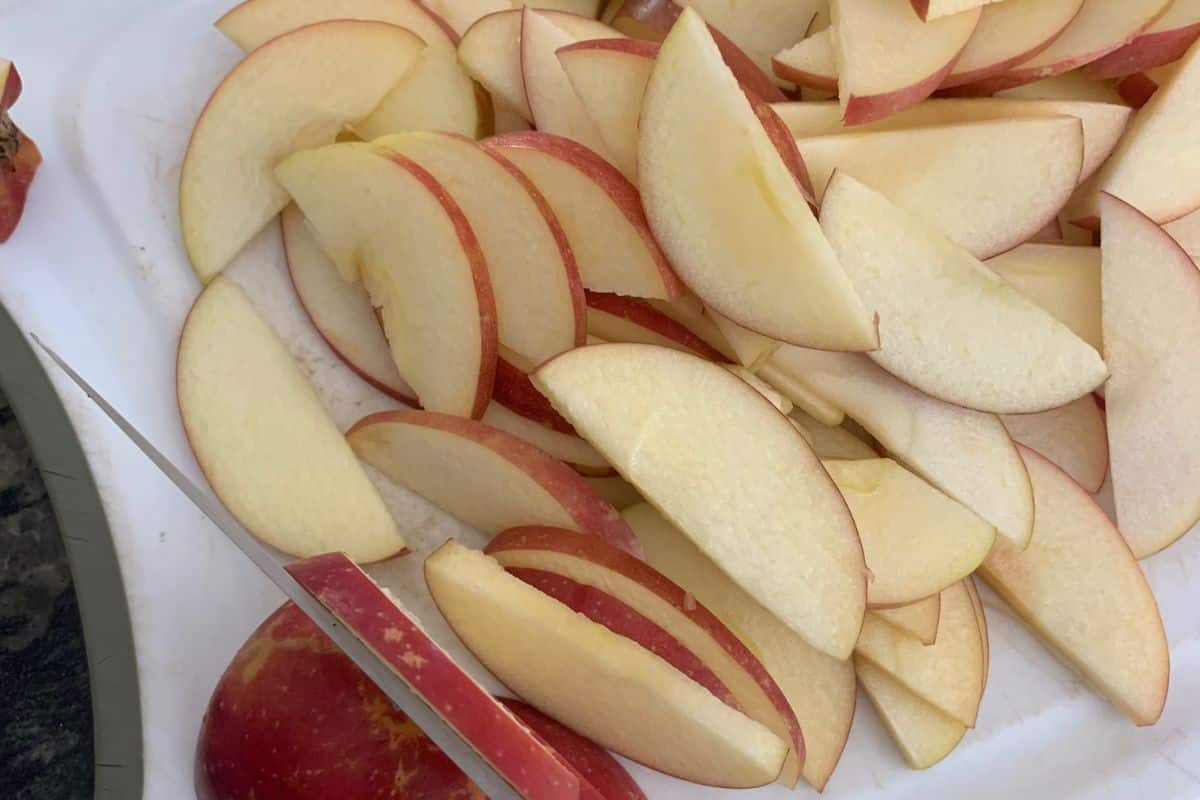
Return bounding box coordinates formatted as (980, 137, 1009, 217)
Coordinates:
(347, 410, 639, 555)
(790, 409, 877, 460)
(481, 403, 612, 474)
(1102, 192, 1200, 557)
(584, 291, 726, 360)
(979, 446, 1170, 724)
(640, 9, 877, 350)
(1001, 395, 1108, 493)
(727, 366, 793, 415)
(492, 357, 577, 435)
(941, 0, 1085, 87)
(424, 0, 510, 35)
(676, 0, 821, 84)
(758, 348, 847, 427)
(276, 143, 498, 418)
(985, 243, 1102, 351)
(912, 0, 999, 21)
(180, 20, 424, 282)
(1085, 0, 1200, 78)
(424, 540, 788, 787)
(534, 343, 868, 659)
(707, 311, 780, 369)
(995, 68, 1127, 103)
(772, 29, 837, 91)
(798, 117, 1085, 259)
(830, 0, 980, 124)
(872, 596, 942, 646)
(486, 132, 684, 300)
(1165, 207, 1200, 259)
(646, 294, 738, 361)
(177, 278, 404, 561)
(624, 503, 857, 792)
(855, 658, 967, 770)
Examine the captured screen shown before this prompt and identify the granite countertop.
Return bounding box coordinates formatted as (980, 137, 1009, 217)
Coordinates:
(0, 388, 94, 800)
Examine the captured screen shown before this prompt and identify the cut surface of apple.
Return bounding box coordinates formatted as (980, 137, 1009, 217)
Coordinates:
(177, 278, 404, 562)
(995, 69, 1127, 103)
(1084, 0, 1200, 78)
(584, 291, 727, 361)
(640, 9, 877, 350)
(829, 0, 981, 124)
(424, 0, 510, 35)
(1102, 192, 1200, 558)
(624, 503, 857, 791)
(824, 459, 996, 608)
(821, 174, 1106, 414)
(979, 446, 1170, 724)
(872, 595, 942, 646)
(772, 28, 837, 91)
(424, 540, 788, 787)
(798, 116, 1086, 260)
(180, 20, 424, 283)
(486, 132, 684, 300)
(912, 0, 999, 21)
(941, 0, 1085, 87)
(1165, 207, 1200, 259)
(535, 344, 867, 658)
(856, 658, 967, 770)
(985, 243, 1102, 351)
(679, 0, 821, 84)
(758, 349, 847, 427)
(1001, 394, 1108, 493)
(790, 410, 876, 460)
(347, 410, 639, 555)
(647, 295, 739, 361)
(707, 310, 780, 369)
(276, 143, 498, 418)
(481, 402, 612, 474)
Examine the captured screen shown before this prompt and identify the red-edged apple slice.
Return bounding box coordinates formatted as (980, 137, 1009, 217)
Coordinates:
(757, 350, 847, 427)
(646, 294, 738, 361)
(584, 291, 727, 361)
(1002, 395, 1108, 493)
(624, 503, 857, 791)
(423, 0, 510, 36)
(830, 0, 980, 124)
(640, 10, 877, 350)
(821, 174, 1106, 413)
(177, 278, 404, 562)
(941, 0, 1084, 87)
(912, 0, 999, 21)
(482, 403, 612, 475)
(347, 410, 639, 554)
(285, 552, 598, 800)
(798, 117, 1085, 259)
(1165, 207, 1200, 259)
(995, 69, 1128, 103)
(790, 409, 877, 460)
(985, 243, 1102, 351)
(979, 446, 1171, 724)
(486, 526, 807, 770)
(777, 348, 1034, 548)
(1085, 0, 1200, 78)
(276, 143, 498, 418)
(180, 20, 424, 283)
(533, 343, 868, 659)
(872, 595, 943, 646)
(1102, 192, 1200, 557)
(0, 59, 41, 244)
(855, 658, 967, 770)
(424, 540, 789, 787)
(675, 0, 820, 86)
(772, 29, 837, 91)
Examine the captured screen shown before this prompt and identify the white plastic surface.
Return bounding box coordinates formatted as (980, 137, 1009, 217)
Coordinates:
(1, 2, 1199, 798)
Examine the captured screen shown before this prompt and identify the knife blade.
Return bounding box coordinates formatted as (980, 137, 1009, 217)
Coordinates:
(31, 333, 523, 800)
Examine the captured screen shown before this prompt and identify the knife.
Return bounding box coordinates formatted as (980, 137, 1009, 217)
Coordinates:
(31, 334, 523, 800)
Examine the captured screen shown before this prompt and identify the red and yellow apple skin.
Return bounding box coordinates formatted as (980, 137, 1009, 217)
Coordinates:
(0, 61, 41, 243)
(493, 357, 579, 435)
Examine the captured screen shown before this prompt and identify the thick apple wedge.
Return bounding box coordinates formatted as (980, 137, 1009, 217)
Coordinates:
(1102, 193, 1200, 558)
(772, 29, 837, 92)
(1085, 0, 1200, 78)
(940, 0, 1085, 87)
(790, 410, 877, 460)
(829, 0, 980, 124)
(979, 446, 1170, 724)
(640, 9, 877, 350)
(424, 540, 789, 787)
(1002, 395, 1108, 493)
(624, 504, 857, 791)
(797, 117, 1085, 260)
(485, 132, 684, 300)
(821, 174, 1107, 414)
(485, 526, 806, 770)
(584, 291, 727, 361)
(985, 243, 1102, 351)
(177, 278, 404, 562)
(855, 659, 967, 770)
(873, 596, 942, 646)
(276, 143, 497, 418)
(179, 20, 424, 283)
(347, 410, 639, 555)
(824, 459, 996, 608)
(533, 344, 868, 658)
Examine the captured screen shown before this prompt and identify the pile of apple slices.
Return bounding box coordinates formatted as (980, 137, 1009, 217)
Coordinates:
(177, 0, 1199, 795)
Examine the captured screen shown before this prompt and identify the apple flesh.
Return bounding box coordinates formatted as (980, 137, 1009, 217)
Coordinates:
(584, 476, 642, 510)
(855, 658, 967, 770)
(0, 59, 40, 244)
(1165, 206, 1200, 259)
(584, 291, 727, 361)
(758, 348, 848, 427)
(423, 0, 510, 35)
(481, 402, 612, 475)
(1001, 394, 1108, 493)
(872, 595, 942, 646)
(772, 29, 837, 91)
(790, 410, 876, 460)
(984, 243, 1102, 351)
(912, 0, 1000, 21)
(940, 0, 1085, 87)
(646, 294, 738, 361)
(1083, 0, 1200, 78)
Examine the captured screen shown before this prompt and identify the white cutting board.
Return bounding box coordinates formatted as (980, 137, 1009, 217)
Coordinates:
(2, 1, 1199, 798)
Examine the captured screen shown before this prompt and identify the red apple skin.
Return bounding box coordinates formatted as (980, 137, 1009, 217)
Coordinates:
(845, 54, 969, 126)
(0, 63, 40, 244)
(556, 36, 662, 61)
(938, 7, 1084, 89)
(586, 291, 729, 362)
(752, 97, 817, 203)
(1084, 22, 1200, 79)
(1, 63, 21, 112)
(1117, 71, 1161, 107)
(494, 356, 579, 435)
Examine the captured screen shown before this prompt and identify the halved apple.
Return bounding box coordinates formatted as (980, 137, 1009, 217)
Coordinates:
(424, 540, 789, 787)
(985, 243, 1102, 351)
(940, 0, 1085, 87)
(177, 277, 404, 562)
(179, 20, 424, 282)
(872, 595, 942, 646)
(584, 291, 727, 360)
(534, 343, 868, 659)
(790, 409, 877, 460)
(0, 59, 40, 244)
(1001, 394, 1108, 493)
(979, 446, 1170, 724)
(772, 28, 837, 91)
(855, 658, 967, 770)
(347, 410, 639, 555)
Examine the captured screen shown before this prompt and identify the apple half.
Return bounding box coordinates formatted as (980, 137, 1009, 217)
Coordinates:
(0, 59, 41, 243)
(1001, 395, 1108, 494)
(985, 243, 1102, 351)
(1084, 0, 1200, 78)
(872, 595, 943, 646)
(940, 0, 1085, 88)
(856, 658, 967, 770)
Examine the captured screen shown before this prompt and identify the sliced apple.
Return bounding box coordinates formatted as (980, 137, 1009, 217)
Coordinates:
(985, 243, 1102, 351)
(481, 403, 612, 474)
(1086, 0, 1200, 78)
(790, 409, 877, 460)
(912, 0, 999, 21)
(180, 20, 424, 283)
(486, 132, 684, 300)
(646, 294, 738, 361)
(725, 366, 793, 416)
(640, 9, 877, 350)
(423, 0, 510, 35)
(758, 348, 847, 427)
(872, 595, 942, 646)
(177, 277, 404, 561)
(855, 658, 967, 770)
(0, 59, 41, 244)
(1165, 206, 1200, 259)
(707, 310, 780, 369)
(347, 410, 639, 554)
(1101, 192, 1200, 557)
(584, 291, 727, 360)
(772, 28, 837, 91)
(492, 357, 576, 435)
(534, 343, 868, 658)
(676, 0, 820, 85)
(584, 475, 642, 509)
(995, 68, 1127, 103)
(979, 446, 1170, 724)
(1001, 394, 1108, 493)
(424, 540, 788, 787)
(941, 0, 1085, 87)
(624, 503, 857, 792)
(276, 143, 498, 418)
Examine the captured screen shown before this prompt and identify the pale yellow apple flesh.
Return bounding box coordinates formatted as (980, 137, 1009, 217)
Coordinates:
(996, 69, 1126, 104)
(1084, 0, 1200, 79)
(1001, 394, 1108, 493)
(647, 294, 740, 361)
(708, 310, 779, 369)
(423, 0, 509, 35)
(772, 28, 837, 91)
(872, 595, 942, 646)
(856, 658, 967, 770)
(682, 0, 820, 82)
(480, 402, 611, 473)
(584, 291, 726, 360)
(912, 0, 1001, 21)
(1165, 207, 1200, 259)
(790, 409, 877, 460)
(942, 0, 1085, 87)
(760, 347, 848, 427)
(985, 243, 1102, 351)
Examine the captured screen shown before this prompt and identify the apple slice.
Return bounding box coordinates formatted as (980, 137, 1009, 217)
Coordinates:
(177, 278, 404, 562)
(1084, 0, 1200, 78)
(855, 580, 987, 727)
(533, 343, 868, 659)
(0, 59, 41, 244)
(798, 117, 1085, 259)
(485, 132, 684, 300)
(758, 348, 847, 427)
(180, 20, 424, 283)
(1165, 207, 1200, 259)
(872, 595, 942, 646)
(727, 366, 793, 415)
(830, 0, 981, 124)
(941, 0, 1085, 87)
(1001, 395, 1108, 493)
(777, 348, 1034, 548)
(1102, 192, 1200, 557)
(985, 243, 1102, 351)
(855, 658, 967, 770)
(790, 410, 877, 460)
(584, 291, 727, 361)
(706, 311, 780, 369)
(979, 446, 1171, 724)
(424, 540, 788, 787)
(646, 294, 738, 361)
(481, 403, 612, 475)
(772, 29, 837, 91)
(492, 357, 576, 435)
(673, 0, 821, 85)
(276, 143, 498, 418)
(347, 410, 639, 555)
(825, 459, 996, 608)
(584, 475, 642, 509)
(995, 68, 1127, 103)
(912, 0, 999, 21)
(640, 9, 877, 350)
(624, 503, 857, 791)
(423, 0, 510, 35)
